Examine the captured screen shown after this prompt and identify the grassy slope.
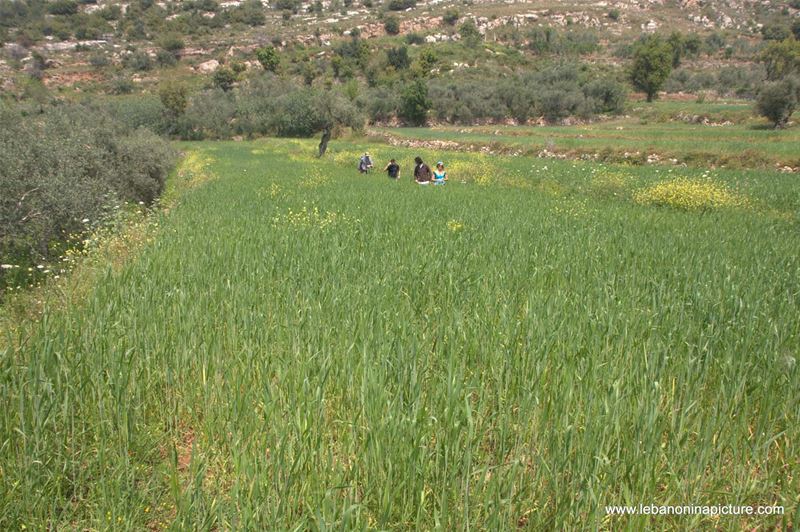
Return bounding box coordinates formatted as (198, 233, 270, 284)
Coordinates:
(1, 139, 798, 529)
(377, 102, 800, 169)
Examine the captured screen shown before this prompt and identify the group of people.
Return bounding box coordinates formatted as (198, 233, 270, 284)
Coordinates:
(359, 153, 448, 185)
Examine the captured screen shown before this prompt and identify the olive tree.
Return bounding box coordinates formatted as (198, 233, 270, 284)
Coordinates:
(630, 35, 673, 102)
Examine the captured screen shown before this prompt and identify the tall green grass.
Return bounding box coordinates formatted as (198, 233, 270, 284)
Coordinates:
(1, 139, 798, 529)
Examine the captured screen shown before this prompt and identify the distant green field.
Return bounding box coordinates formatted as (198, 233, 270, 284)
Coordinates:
(377, 103, 800, 168)
(1, 139, 798, 529)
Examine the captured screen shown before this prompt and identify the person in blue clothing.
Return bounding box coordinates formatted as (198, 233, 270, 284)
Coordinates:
(432, 161, 448, 185)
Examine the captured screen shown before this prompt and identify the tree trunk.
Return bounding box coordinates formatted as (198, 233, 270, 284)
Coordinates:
(318, 127, 332, 158)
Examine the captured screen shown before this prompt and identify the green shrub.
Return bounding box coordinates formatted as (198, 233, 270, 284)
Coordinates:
(459, 19, 481, 48)
(213, 67, 238, 91)
(272, 0, 298, 11)
(497, 78, 536, 123)
(416, 47, 438, 72)
(109, 76, 136, 95)
(442, 9, 459, 26)
(387, 0, 415, 11)
(399, 78, 430, 125)
(181, 88, 236, 139)
(158, 33, 185, 53)
(365, 85, 401, 122)
(384, 15, 400, 35)
(716, 64, 765, 98)
(756, 77, 799, 128)
(529, 28, 599, 56)
(88, 52, 109, 68)
(386, 45, 410, 70)
(102, 94, 168, 132)
(429, 80, 506, 123)
(123, 50, 153, 71)
(159, 82, 188, 119)
(583, 78, 626, 114)
(761, 23, 791, 42)
(74, 24, 104, 40)
(0, 102, 175, 290)
(760, 39, 800, 81)
(235, 75, 286, 135)
(271, 88, 320, 136)
(98, 4, 122, 20)
(334, 37, 370, 66)
(630, 35, 673, 101)
(405, 33, 424, 45)
(536, 84, 584, 121)
(156, 49, 177, 66)
(113, 128, 175, 204)
(230, 0, 266, 26)
(256, 45, 280, 72)
(527, 26, 557, 53)
(47, 0, 78, 15)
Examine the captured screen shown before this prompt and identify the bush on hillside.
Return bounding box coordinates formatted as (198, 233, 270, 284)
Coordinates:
(113, 128, 176, 204)
(270, 88, 320, 136)
(756, 77, 799, 128)
(583, 78, 626, 114)
(103, 95, 169, 132)
(399, 78, 430, 125)
(256, 45, 280, 72)
(630, 35, 673, 101)
(123, 50, 153, 71)
(386, 45, 410, 70)
(180, 88, 237, 139)
(230, 0, 266, 25)
(387, 0, 415, 11)
(233, 75, 288, 135)
(213, 67, 238, 91)
(536, 84, 585, 121)
(364, 86, 401, 122)
(442, 9, 459, 26)
(761, 23, 791, 42)
(384, 15, 400, 35)
(405, 33, 424, 45)
(47, 0, 78, 15)
(429, 81, 506, 123)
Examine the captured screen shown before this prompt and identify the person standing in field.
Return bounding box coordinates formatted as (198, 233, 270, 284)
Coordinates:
(432, 161, 447, 185)
(413, 156, 432, 185)
(385, 158, 401, 179)
(358, 153, 373, 174)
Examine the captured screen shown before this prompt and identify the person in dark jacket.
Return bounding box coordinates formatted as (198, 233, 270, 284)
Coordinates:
(385, 159, 400, 179)
(413, 156, 431, 184)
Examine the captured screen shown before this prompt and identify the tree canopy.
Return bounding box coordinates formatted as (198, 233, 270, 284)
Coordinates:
(630, 36, 673, 102)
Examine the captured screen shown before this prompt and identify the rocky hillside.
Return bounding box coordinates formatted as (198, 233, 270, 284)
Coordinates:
(0, 0, 796, 99)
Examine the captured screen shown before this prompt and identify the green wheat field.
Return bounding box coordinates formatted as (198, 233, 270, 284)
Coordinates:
(1, 138, 799, 529)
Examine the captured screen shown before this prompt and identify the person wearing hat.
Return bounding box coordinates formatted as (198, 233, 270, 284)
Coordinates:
(358, 152, 373, 174)
(432, 161, 448, 185)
